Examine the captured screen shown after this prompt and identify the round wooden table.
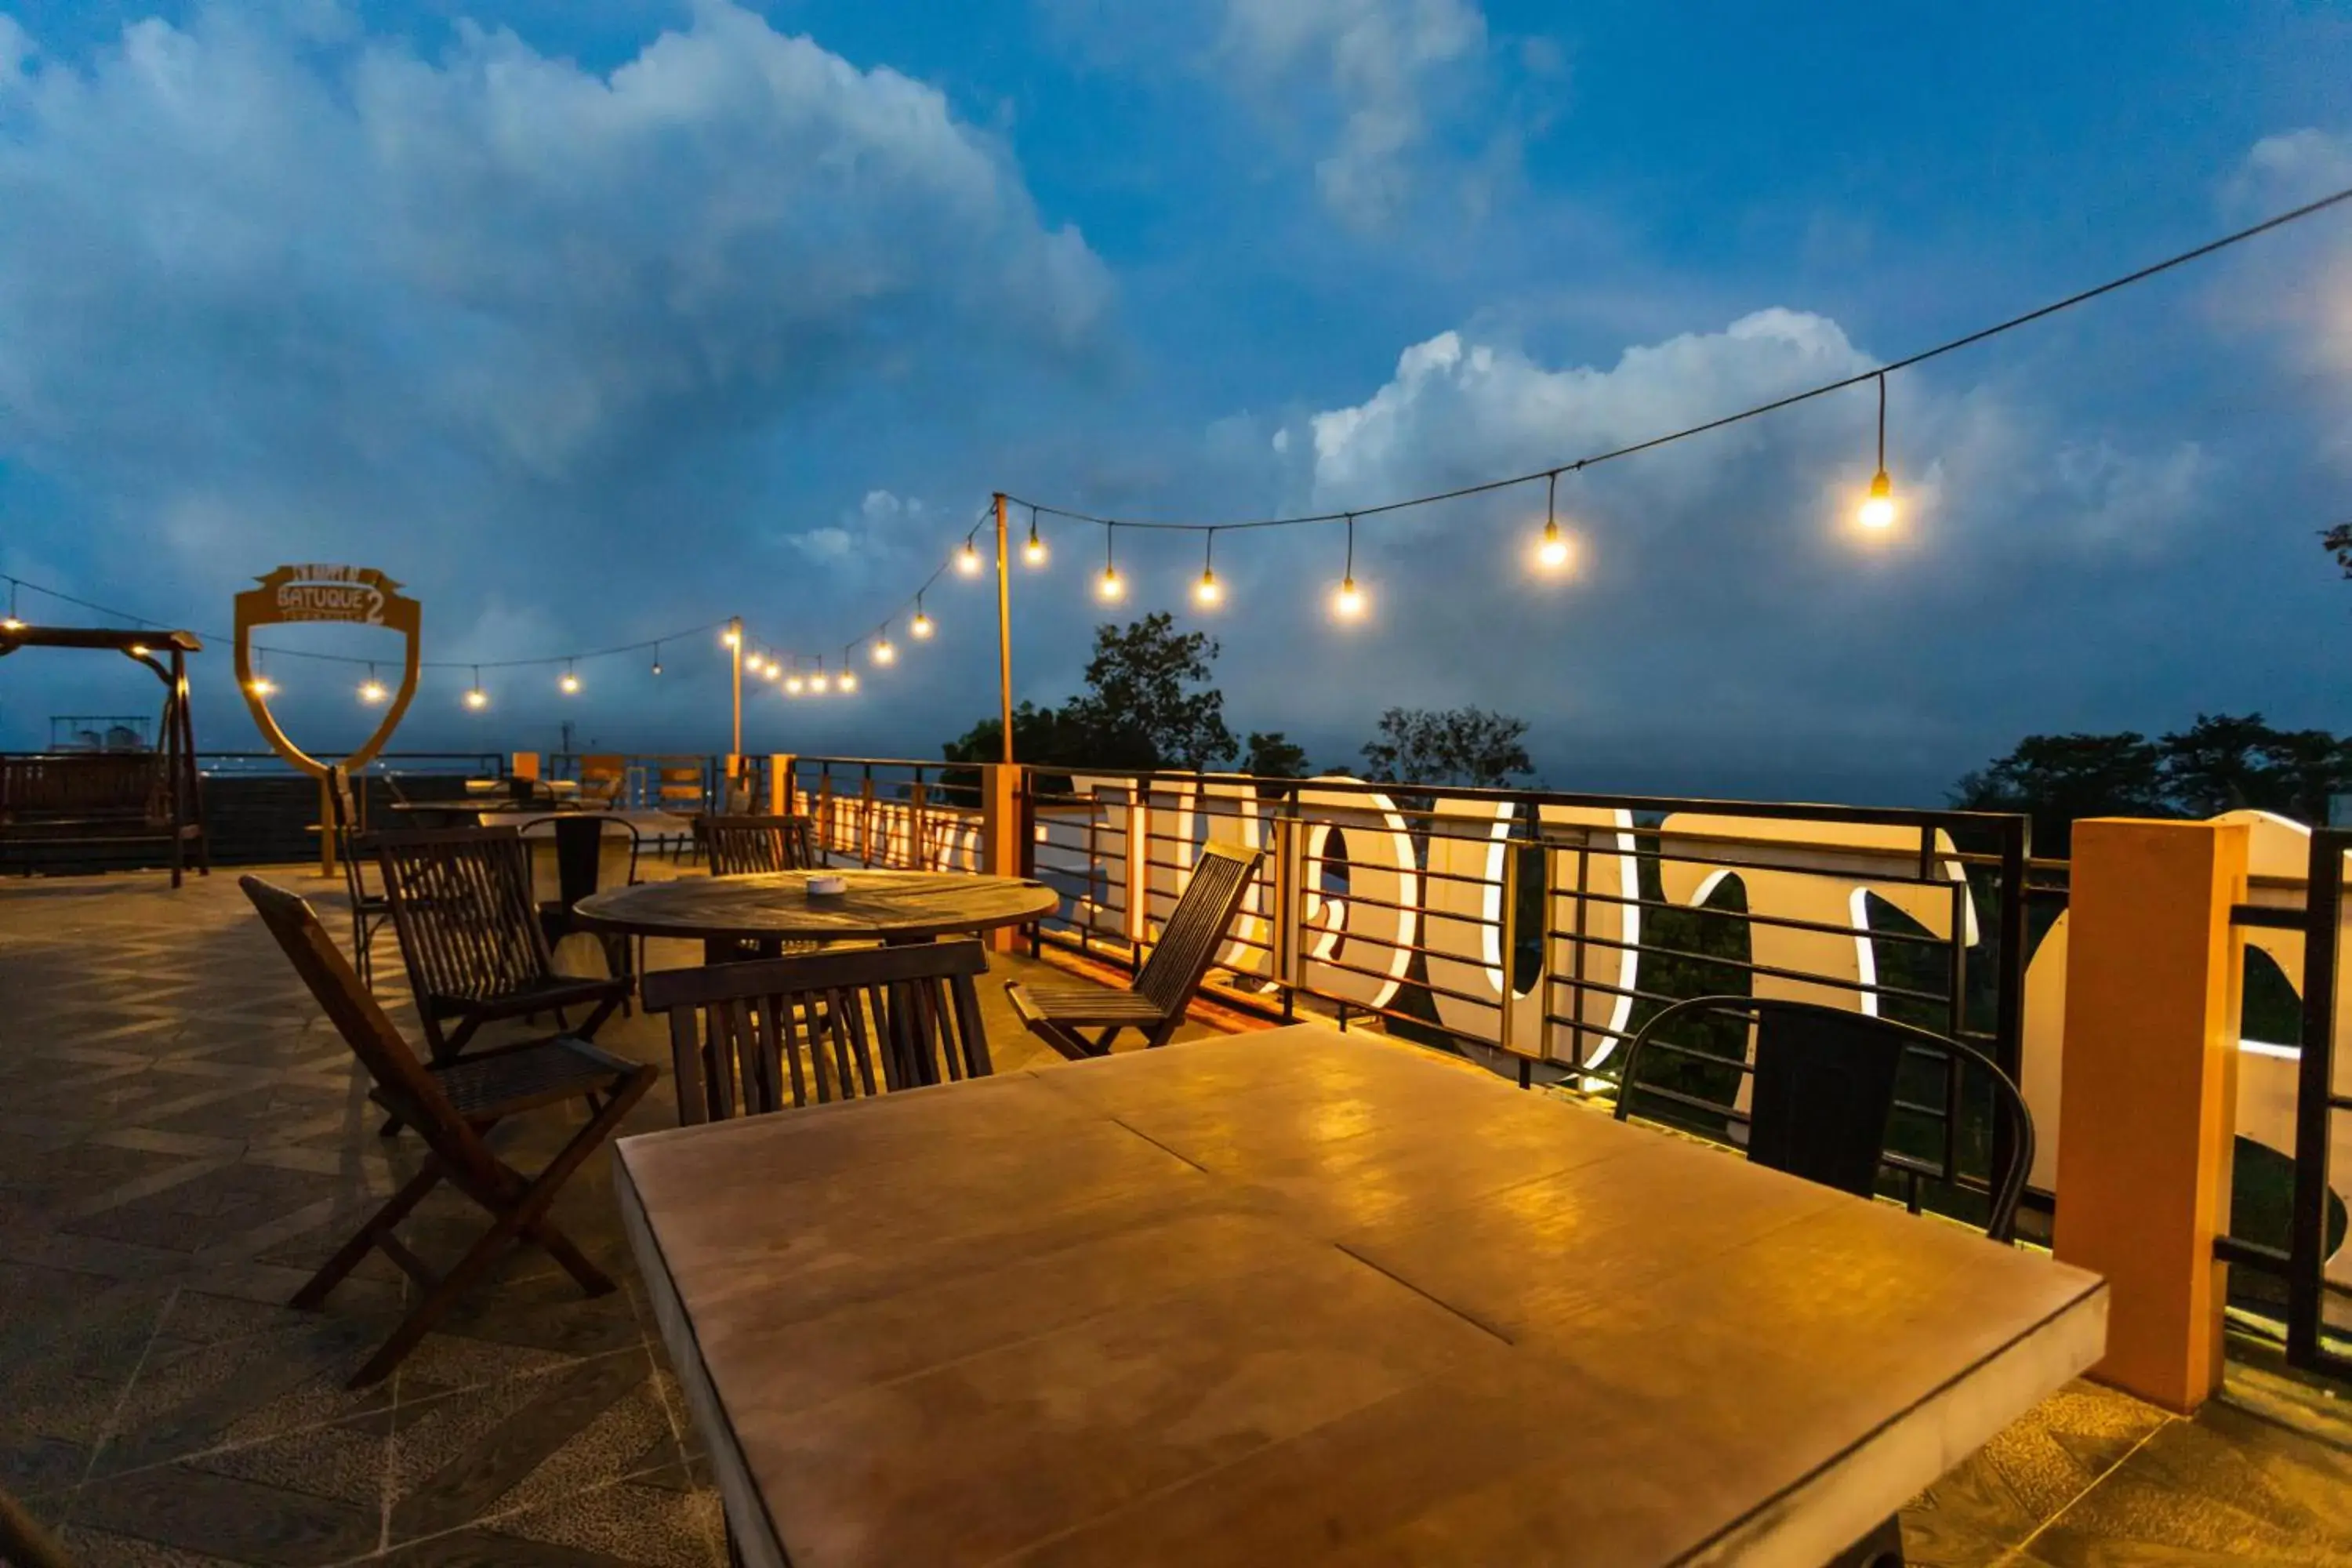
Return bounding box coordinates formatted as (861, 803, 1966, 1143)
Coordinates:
(571, 869, 1059, 948)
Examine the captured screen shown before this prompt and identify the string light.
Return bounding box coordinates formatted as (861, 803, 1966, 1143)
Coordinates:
(2, 581, 21, 631)
(1024, 507, 1048, 567)
(559, 659, 580, 695)
(464, 666, 489, 710)
(1098, 524, 1124, 601)
(784, 665, 805, 695)
(957, 535, 983, 576)
(1858, 372, 1896, 531)
(246, 648, 276, 697)
(1534, 469, 1573, 572)
(130, 643, 151, 658)
(911, 594, 935, 639)
(837, 648, 858, 693)
(1329, 515, 1367, 621)
(872, 626, 896, 665)
(722, 625, 740, 648)
(1194, 529, 1222, 608)
(358, 663, 387, 705)
(809, 657, 829, 695)
(652, 643, 662, 677)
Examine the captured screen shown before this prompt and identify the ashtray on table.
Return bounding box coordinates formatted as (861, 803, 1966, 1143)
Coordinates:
(804, 875, 848, 899)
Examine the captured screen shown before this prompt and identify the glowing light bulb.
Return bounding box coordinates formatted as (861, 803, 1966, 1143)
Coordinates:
(1097, 565, 1124, 601)
(722, 627, 740, 648)
(559, 670, 580, 695)
(359, 678, 387, 705)
(1858, 469, 1896, 530)
(809, 670, 829, 694)
(764, 661, 782, 683)
(957, 540, 982, 575)
(464, 688, 489, 710)
(1, 617, 23, 632)
(911, 611, 935, 639)
(129, 644, 150, 657)
(1194, 569, 1222, 608)
(1331, 577, 1366, 621)
(872, 638, 895, 666)
(1024, 533, 1047, 567)
(785, 673, 804, 695)
(247, 676, 276, 697)
(651, 659, 662, 677)
(1535, 519, 1572, 572)
(837, 669, 858, 693)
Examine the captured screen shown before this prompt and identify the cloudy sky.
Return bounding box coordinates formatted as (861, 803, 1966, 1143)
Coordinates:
(2, 0, 2349, 801)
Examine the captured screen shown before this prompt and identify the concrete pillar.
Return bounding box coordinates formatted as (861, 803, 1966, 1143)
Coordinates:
(980, 764, 1026, 953)
(2054, 818, 2248, 1413)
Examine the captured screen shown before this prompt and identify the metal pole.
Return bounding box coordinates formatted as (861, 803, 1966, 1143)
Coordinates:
(994, 492, 1014, 764)
(728, 615, 742, 759)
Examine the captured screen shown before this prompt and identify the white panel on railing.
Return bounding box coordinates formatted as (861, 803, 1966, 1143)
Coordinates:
(1200, 779, 1272, 978)
(1537, 802, 1642, 1071)
(1298, 778, 1417, 1013)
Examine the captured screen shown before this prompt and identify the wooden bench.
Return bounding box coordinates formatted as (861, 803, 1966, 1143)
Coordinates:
(0, 752, 206, 885)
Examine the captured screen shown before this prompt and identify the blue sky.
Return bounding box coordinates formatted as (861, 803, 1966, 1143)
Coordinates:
(2, 0, 2349, 801)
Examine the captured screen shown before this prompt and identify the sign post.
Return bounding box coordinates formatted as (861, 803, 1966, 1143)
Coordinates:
(233, 564, 422, 877)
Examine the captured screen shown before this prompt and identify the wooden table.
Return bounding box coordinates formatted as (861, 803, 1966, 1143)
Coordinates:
(571, 869, 1058, 947)
(616, 1025, 2106, 1568)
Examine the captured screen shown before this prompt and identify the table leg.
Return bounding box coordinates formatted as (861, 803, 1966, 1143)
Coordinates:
(1826, 1515, 1904, 1567)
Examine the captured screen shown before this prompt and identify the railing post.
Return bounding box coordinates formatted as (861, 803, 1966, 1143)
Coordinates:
(1275, 804, 1302, 1021)
(980, 763, 1026, 953)
(510, 751, 539, 782)
(2053, 817, 2248, 1414)
(818, 771, 835, 857)
(860, 773, 877, 867)
(767, 754, 795, 816)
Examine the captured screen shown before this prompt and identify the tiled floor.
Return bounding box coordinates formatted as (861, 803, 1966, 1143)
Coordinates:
(2, 866, 2349, 1566)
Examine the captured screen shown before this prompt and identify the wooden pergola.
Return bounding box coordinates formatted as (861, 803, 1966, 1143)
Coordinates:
(0, 626, 209, 886)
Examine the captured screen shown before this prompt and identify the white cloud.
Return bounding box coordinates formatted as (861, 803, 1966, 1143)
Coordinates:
(1219, 0, 1487, 227)
(2223, 128, 2352, 462)
(2236, 128, 2352, 205)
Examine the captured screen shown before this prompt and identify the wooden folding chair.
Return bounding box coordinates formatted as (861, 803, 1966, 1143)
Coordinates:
(372, 826, 630, 1063)
(1007, 839, 1263, 1058)
(641, 941, 993, 1123)
(697, 813, 820, 875)
(241, 877, 655, 1388)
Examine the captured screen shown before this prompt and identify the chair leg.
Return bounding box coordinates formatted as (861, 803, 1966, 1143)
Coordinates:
(1827, 1515, 1904, 1568)
(292, 1162, 443, 1310)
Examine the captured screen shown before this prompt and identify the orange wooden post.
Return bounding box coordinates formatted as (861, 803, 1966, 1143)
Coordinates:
(980, 763, 1025, 953)
(2053, 817, 2248, 1413)
(767, 754, 796, 815)
(510, 752, 540, 781)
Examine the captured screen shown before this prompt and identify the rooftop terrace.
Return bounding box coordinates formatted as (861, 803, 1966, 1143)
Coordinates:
(2, 865, 2349, 1566)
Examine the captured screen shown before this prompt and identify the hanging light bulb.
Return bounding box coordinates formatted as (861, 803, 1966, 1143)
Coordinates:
(651, 643, 663, 677)
(784, 666, 805, 695)
(245, 649, 275, 697)
(358, 662, 387, 705)
(872, 626, 896, 666)
(2, 581, 23, 632)
(1193, 528, 1222, 608)
(957, 535, 983, 576)
(1534, 469, 1574, 572)
(809, 658, 830, 695)
(763, 654, 783, 683)
(559, 660, 580, 695)
(721, 624, 740, 648)
(1858, 372, 1896, 531)
(464, 666, 489, 710)
(1098, 523, 1124, 601)
(837, 648, 859, 693)
(911, 594, 935, 639)
(1330, 515, 1367, 621)
(130, 643, 150, 658)
(1024, 508, 1048, 567)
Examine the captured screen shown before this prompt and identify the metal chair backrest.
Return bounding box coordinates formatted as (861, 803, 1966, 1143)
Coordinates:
(1134, 840, 1262, 1019)
(520, 814, 640, 908)
(1613, 994, 2036, 1242)
(325, 764, 373, 899)
(240, 877, 499, 1186)
(641, 940, 993, 1122)
(700, 814, 819, 876)
(372, 826, 558, 1004)
(579, 753, 626, 806)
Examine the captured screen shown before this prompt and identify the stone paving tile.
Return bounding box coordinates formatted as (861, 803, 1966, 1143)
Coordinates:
(7, 862, 2352, 1566)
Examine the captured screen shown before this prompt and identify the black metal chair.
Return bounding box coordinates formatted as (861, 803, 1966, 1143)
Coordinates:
(521, 814, 644, 997)
(325, 764, 394, 989)
(1611, 994, 2034, 1244)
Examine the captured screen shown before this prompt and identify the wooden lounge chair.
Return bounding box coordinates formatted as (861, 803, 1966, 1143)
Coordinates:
(1007, 840, 1261, 1058)
(325, 765, 394, 988)
(372, 826, 630, 1063)
(641, 940, 993, 1123)
(241, 877, 655, 1388)
(698, 813, 819, 875)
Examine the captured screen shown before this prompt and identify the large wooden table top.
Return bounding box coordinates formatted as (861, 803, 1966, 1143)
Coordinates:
(615, 1025, 2106, 1568)
(573, 869, 1059, 942)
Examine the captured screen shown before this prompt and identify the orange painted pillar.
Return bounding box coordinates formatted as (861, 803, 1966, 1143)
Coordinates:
(980, 763, 1026, 953)
(2054, 817, 2247, 1413)
(768, 754, 797, 815)
(510, 751, 540, 781)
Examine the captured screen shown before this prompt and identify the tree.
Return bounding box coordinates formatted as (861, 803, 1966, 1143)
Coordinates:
(941, 614, 1235, 774)
(1241, 731, 1313, 779)
(2322, 522, 2352, 580)
(1951, 732, 2169, 855)
(1360, 706, 1532, 789)
(2159, 713, 2287, 818)
(1062, 614, 1236, 771)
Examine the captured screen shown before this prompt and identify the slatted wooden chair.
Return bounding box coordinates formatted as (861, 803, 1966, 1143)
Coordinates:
(577, 753, 627, 809)
(372, 826, 630, 1063)
(1007, 839, 1262, 1059)
(325, 764, 395, 988)
(699, 813, 820, 875)
(641, 941, 993, 1123)
(241, 877, 655, 1388)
